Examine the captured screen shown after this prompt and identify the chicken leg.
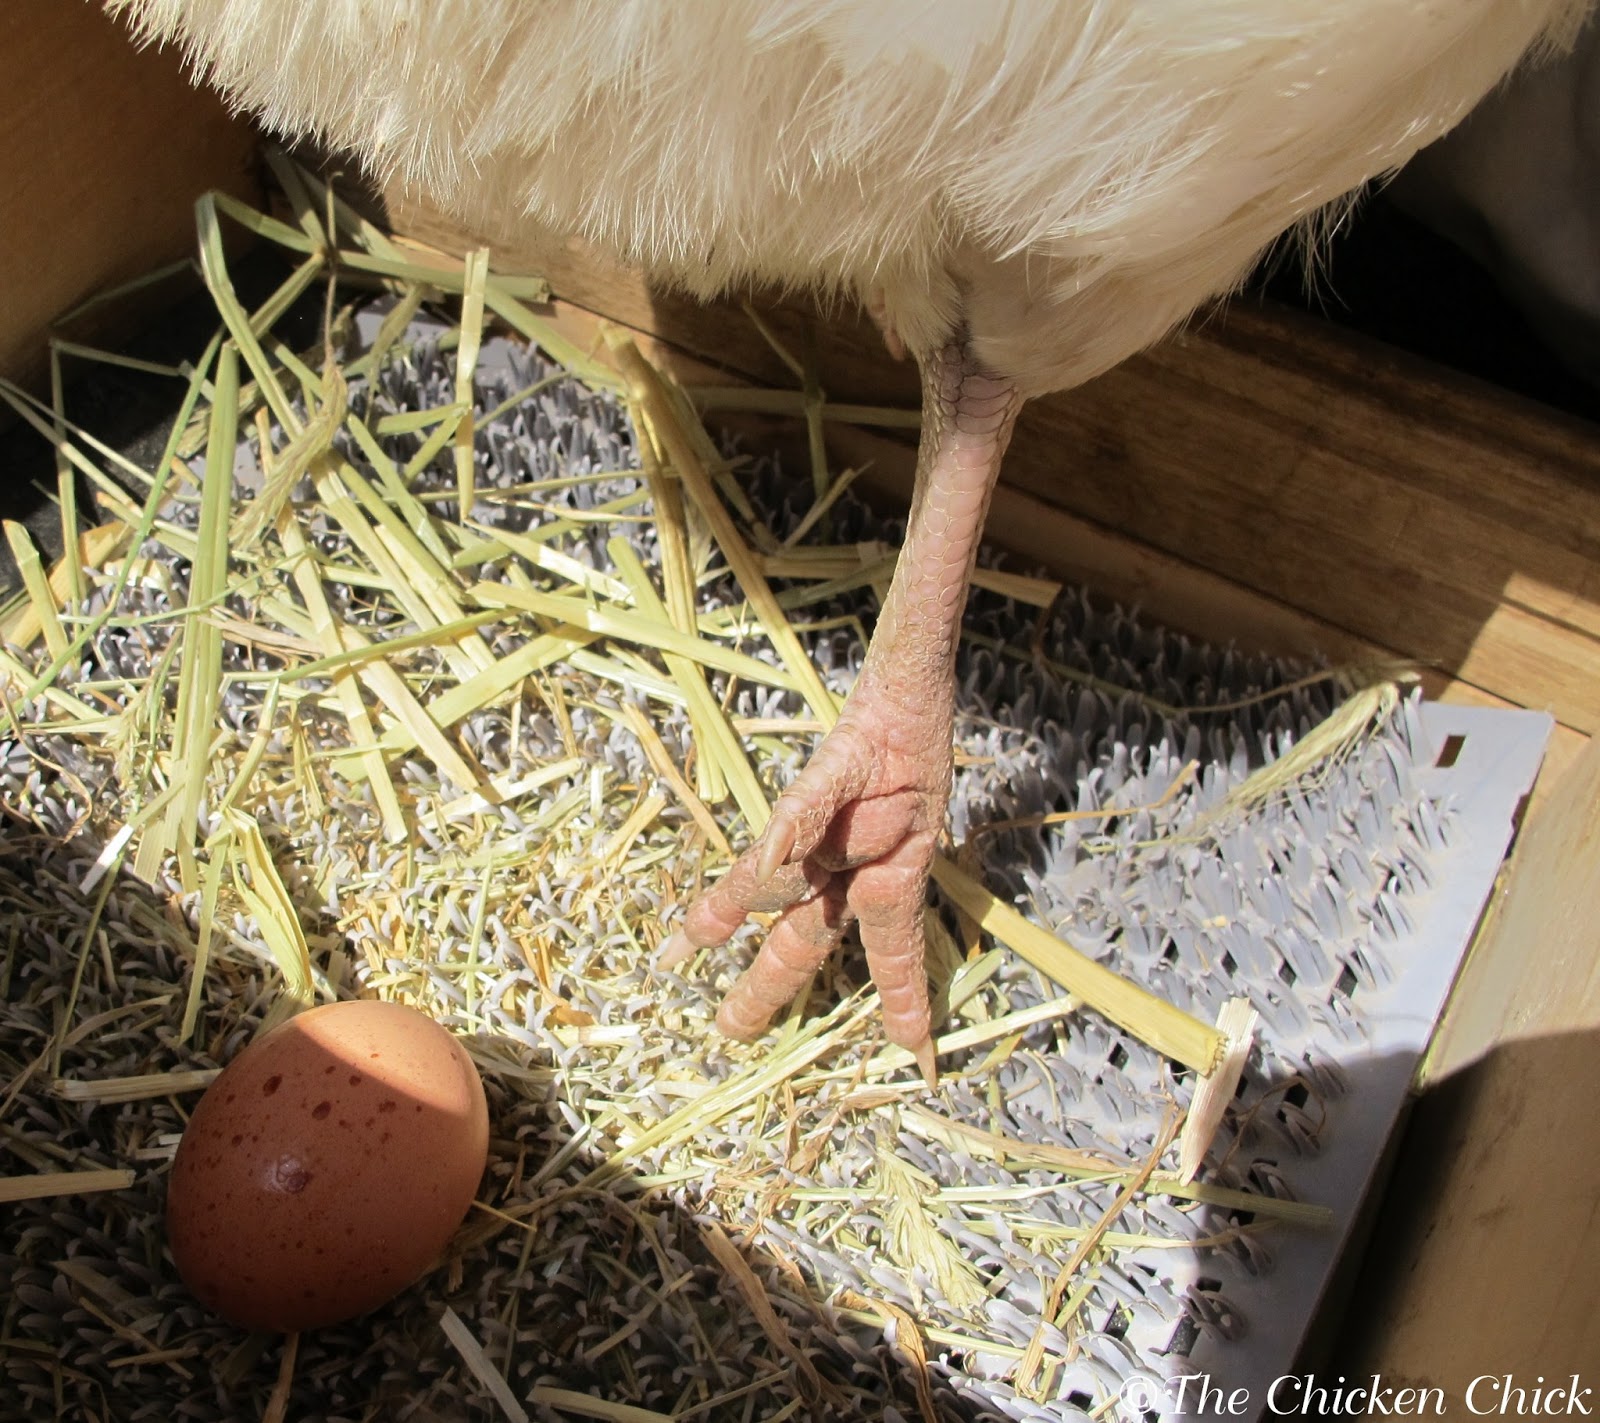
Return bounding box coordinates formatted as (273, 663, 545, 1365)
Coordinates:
(661, 339, 1021, 1081)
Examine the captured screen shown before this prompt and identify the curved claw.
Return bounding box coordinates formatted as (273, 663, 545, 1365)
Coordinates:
(657, 929, 696, 971)
(755, 813, 797, 885)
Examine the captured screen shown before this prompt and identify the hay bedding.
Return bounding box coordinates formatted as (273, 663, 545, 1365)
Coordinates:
(0, 187, 1438, 1422)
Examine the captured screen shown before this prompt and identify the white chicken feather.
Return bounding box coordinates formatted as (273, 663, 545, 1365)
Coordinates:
(108, 0, 1590, 391)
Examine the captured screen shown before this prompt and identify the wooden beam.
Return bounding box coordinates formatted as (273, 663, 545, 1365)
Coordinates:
(1337, 733, 1600, 1384)
(999, 313, 1600, 735)
(0, 0, 259, 389)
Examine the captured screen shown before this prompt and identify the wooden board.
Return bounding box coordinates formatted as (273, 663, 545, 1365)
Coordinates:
(1002, 314, 1600, 738)
(1337, 733, 1600, 1383)
(0, 0, 258, 391)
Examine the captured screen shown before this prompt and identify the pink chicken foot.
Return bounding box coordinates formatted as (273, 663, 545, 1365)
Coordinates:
(660, 338, 1022, 1084)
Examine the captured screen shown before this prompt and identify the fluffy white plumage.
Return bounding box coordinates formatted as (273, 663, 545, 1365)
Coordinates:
(107, 0, 1590, 395)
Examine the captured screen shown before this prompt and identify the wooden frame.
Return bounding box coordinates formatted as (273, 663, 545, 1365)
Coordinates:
(0, 0, 257, 393)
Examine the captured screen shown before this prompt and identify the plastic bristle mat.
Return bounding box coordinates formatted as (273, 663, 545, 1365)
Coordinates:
(0, 304, 1547, 1422)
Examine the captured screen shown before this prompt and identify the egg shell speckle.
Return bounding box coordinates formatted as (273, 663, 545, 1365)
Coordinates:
(166, 999, 489, 1333)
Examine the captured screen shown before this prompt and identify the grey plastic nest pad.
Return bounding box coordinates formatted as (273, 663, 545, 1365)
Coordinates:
(0, 306, 1548, 1422)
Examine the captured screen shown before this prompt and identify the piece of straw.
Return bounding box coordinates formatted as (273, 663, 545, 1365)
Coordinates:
(3, 521, 69, 661)
(608, 537, 769, 829)
(698, 1222, 830, 1401)
(146, 341, 239, 891)
(438, 1306, 530, 1423)
(606, 336, 839, 724)
(224, 807, 316, 1014)
(51, 1070, 219, 1103)
(928, 858, 1225, 1075)
(454, 248, 491, 519)
(0, 523, 127, 652)
(0, 1169, 136, 1204)
(277, 508, 409, 838)
(469, 583, 802, 695)
(1178, 996, 1261, 1184)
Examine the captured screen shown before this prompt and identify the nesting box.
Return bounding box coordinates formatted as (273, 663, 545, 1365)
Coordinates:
(2, 0, 1597, 1411)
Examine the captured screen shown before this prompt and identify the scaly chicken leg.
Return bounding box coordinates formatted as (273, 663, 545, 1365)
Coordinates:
(661, 340, 1021, 1081)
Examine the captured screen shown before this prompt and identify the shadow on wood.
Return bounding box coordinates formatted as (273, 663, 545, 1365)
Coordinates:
(0, 0, 258, 393)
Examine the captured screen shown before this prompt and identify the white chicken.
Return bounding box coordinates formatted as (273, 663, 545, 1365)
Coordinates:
(107, 0, 1592, 1080)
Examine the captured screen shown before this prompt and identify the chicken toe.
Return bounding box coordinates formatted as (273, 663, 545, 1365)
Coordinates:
(670, 339, 1021, 1074)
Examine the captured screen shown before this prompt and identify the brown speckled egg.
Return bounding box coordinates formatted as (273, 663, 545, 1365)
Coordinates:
(167, 999, 488, 1332)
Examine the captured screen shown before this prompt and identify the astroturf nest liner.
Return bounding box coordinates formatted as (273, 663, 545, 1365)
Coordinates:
(0, 158, 1444, 1420)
